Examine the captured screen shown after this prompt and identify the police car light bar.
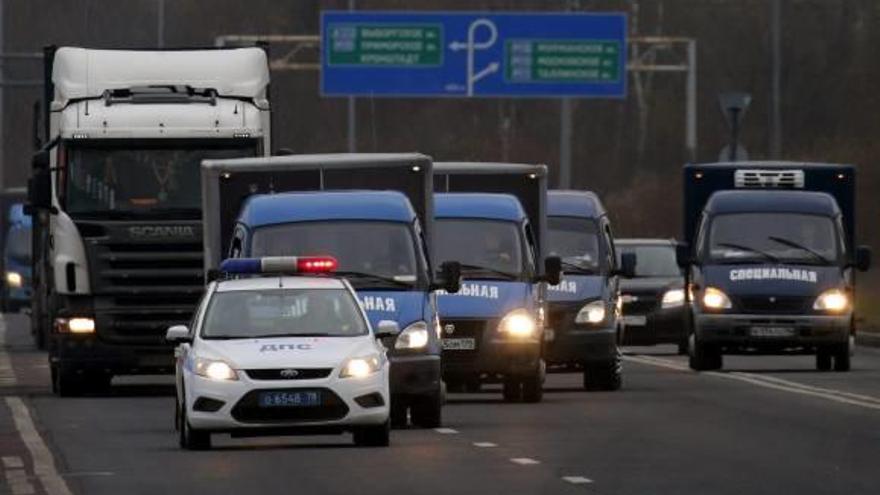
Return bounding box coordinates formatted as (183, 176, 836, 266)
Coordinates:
(218, 256, 338, 275)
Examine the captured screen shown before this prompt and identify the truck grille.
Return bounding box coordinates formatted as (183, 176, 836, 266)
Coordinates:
(736, 295, 810, 314)
(77, 220, 204, 345)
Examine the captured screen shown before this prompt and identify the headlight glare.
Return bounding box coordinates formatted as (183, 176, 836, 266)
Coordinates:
(661, 288, 686, 309)
(702, 287, 732, 310)
(813, 289, 849, 312)
(340, 355, 382, 378)
(575, 300, 606, 324)
(498, 309, 537, 338)
(395, 321, 430, 350)
(5, 271, 22, 288)
(194, 357, 238, 381)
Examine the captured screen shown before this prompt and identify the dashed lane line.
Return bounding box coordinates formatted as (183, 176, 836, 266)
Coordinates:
(433, 427, 459, 434)
(2, 456, 25, 469)
(509, 457, 541, 466)
(562, 476, 593, 485)
(472, 442, 497, 448)
(5, 397, 73, 495)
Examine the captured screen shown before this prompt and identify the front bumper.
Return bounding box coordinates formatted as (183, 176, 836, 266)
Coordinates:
(440, 318, 542, 380)
(388, 354, 441, 398)
(184, 368, 389, 431)
(622, 307, 687, 346)
(545, 302, 617, 365)
(50, 332, 174, 374)
(695, 312, 851, 350)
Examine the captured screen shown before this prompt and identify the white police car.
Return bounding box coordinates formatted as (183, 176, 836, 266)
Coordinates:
(167, 256, 395, 450)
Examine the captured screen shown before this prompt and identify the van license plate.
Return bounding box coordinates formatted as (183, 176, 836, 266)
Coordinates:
(750, 326, 795, 338)
(442, 338, 476, 350)
(624, 315, 647, 326)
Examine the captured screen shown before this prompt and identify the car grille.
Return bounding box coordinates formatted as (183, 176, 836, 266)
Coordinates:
(231, 388, 349, 424)
(77, 220, 204, 346)
(439, 319, 486, 363)
(736, 295, 810, 314)
(244, 368, 333, 381)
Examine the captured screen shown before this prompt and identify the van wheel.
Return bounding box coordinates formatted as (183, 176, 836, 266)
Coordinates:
(52, 367, 85, 397)
(410, 390, 442, 428)
(833, 341, 851, 372)
(584, 349, 623, 391)
(502, 378, 521, 402)
(353, 419, 390, 447)
(689, 335, 722, 371)
(178, 402, 211, 450)
(521, 373, 543, 403)
(816, 348, 833, 371)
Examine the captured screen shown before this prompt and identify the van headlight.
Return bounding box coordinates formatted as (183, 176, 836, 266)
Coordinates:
(661, 288, 686, 309)
(575, 300, 606, 324)
(813, 289, 849, 313)
(702, 287, 732, 310)
(5, 271, 22, 288)
(395, 321, 429, 350)
(340, 354, 383, 378)
(498, 309, 538, 338)
(193, 357, 238, 381)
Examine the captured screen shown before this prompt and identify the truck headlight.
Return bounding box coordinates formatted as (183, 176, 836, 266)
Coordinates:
(395, 321, 429, 350)
(813, 289, 849, 312)
(498, 309, 537, 338)
(55, 317, 96, 334)
(702, 287, 732, 310)
(661, 289, 686, 309)
(575, 300, 606, 324)
(340, 355, 382, 378)
(5, 271, 22, 288)
(193, 357, 238, 381)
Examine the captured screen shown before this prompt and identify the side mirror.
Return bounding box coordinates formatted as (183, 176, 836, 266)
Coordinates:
(855, 245, 872, 272)
(374, 320, 400, 339)
(676, 243, 693, 269)
(438, 261, 462, 294)
(27, 151, 52, 211)
(617, 252, 637, 279)
(165, 324, 191, 343)
(544, 256, 562, 286)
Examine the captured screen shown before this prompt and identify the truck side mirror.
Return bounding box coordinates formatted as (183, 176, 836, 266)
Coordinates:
(438, 261, 462, 294)
(617, 252, 637, 279)
(855, 246, 872, 272)
(165, 325, 191, 343)
(28, 151, 53, 211)
(676, 243, 693, 269)
(543, 256, 562, 286)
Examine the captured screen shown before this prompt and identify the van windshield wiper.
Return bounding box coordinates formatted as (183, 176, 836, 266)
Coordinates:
(767, 236, 830, 264)
(458, 263, 519, 280)
(335, 271, 415, 288)
(715, 242, 779, 263)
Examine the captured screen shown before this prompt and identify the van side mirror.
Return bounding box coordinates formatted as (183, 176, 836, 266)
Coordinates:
(855, 246, 872, 272)
(165, 325, 192, 343)
(616, 252, 637, 278)
(543, 256, 562, 286)
(375, 320, 400, 338)
(28, 151, 53, 211)
(676, 243, 693, 269)
(436, 261, 461, 294)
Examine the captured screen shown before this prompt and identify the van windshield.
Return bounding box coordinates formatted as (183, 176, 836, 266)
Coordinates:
(706, 213, 841, 265)
(436, 219, 525, 280)
(548, 216, 601, 274)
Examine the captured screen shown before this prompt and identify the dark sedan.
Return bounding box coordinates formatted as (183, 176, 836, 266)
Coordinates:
(616, 239, 688, 354)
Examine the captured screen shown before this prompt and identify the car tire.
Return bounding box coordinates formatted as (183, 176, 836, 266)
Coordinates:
(502, 378, 521, 402)
(353, 419, 391, 447)
(410, 390, 442, 428)
(833, 342, 851, 372)
(816, 348, 833, 371)
(584, 349, 623, 391)
(521, 373, 543, 403)
(689, 335, 722, 371)
(178, 403, 211, 450)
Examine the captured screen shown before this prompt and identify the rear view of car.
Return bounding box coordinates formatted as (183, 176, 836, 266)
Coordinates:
(616, 239, 688, 354)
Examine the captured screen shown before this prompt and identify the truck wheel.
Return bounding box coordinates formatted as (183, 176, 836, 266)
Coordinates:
(502, 378, 521, 402)
(353, 419, 391, 447)
(410, 390, 442, 428)
(833, 342, 851, 372)
(178, 407, 211, 450)
(521, 373, 543, 403)
(816, 348, 832, 371)
(52, 367, 85, 397)
(584, 349, 623, 391)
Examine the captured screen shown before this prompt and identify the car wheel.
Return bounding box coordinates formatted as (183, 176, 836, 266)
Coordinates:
(179, 405, 211, 450)
(816, 348, 832, 371)
(833, 340, 851, 372)
(389, 397, 408, 428)
(410, 390, 442, 428)
(502, 378, 521, 402)
(353, 419, 391, 447)
(689, 334, 722, 371)
(584, 349, 623, 391)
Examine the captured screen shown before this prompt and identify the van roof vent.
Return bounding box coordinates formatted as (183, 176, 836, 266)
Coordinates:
(734, 169, 804, 189)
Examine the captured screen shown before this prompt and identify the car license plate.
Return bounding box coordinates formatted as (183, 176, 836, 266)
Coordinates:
(624, 315, 647, 326)
(750, 326, 796, 338)
(442, 338, 476, 350)
(258, 391, 321, 408)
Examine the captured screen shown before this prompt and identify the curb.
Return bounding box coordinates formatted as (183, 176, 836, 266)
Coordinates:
(856, 332, 880, 348)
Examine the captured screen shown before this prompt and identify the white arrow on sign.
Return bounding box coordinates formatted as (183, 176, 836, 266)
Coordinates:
(449, 19, 499, 96)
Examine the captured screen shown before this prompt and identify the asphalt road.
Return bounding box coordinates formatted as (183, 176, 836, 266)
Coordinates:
(2, 313, 879, 495)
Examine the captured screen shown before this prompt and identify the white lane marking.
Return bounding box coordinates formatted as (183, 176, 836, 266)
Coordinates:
(472, 442, 497, 448)
(2, 456, 25, 468)
(510, 457, 540, 465)
(5, 397, 74, 495)
(434, 428, 459, 434)
(0, 316, 16, 386)
(562, 476, 593, 485)
(61, 471, 115, 477)
(626, 354, 880, 411)
(6, 468, 36, 494)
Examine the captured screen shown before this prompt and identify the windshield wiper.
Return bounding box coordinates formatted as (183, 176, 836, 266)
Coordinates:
(458, 263, 519, 280)
(335, 271, 415, 288)
(560, 259, 597, 275)
(767, 236, 830, 264)
(715, 242, 780, 263)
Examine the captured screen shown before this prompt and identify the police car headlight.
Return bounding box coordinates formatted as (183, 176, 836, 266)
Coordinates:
(194, 357, 238, 381)
(395, 321, 429, 350)
(702, 287, 732, 310)
(575, 300, 606, 324)
(5, 271, 22, 288)
(498, 309, 537, 338)
(340, 354, 382, 378)
(661, 289, 686, 309)
(813, 289, 849, 313)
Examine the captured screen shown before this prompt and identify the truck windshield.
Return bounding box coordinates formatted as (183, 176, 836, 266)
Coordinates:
(202, 288, 367, 339)
(64, 140, 257, 216)
(436, 219, 525, 280)
(618, 244, 681, 277)
(250, 221, 421, 287)
(706, 213, 840, 265)
(548, 216, 601, 274)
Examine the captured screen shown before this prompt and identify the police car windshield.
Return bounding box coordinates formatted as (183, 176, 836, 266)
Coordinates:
(250, 221, 420, 287)
(201, 288, 367, 339)
(706, 213, 840, 265)
(436, 219, 524, 279)
(618, 245, 681, 277)
(548, 216, 601, 274)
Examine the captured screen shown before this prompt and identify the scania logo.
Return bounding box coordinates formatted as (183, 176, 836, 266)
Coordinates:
(444, 324, 455, 335)
(279, 368, 299, 379)
(128, 226, 196, 239)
